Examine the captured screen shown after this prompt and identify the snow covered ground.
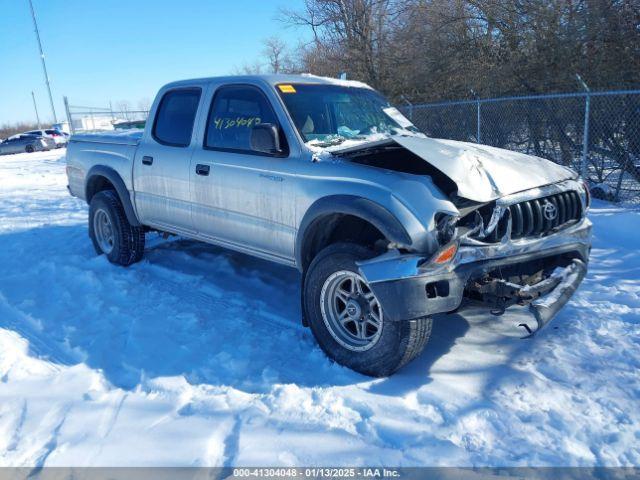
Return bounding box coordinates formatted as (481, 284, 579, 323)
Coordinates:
(0, 149, 638, 467)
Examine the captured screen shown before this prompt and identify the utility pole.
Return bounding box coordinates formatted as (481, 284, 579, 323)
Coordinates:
(28, 0, 57, 124)
(471, 89, 481, 144)
(31, 91, 41, 128)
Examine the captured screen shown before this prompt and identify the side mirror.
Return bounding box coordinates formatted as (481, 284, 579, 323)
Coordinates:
(250, 123, 282, 155)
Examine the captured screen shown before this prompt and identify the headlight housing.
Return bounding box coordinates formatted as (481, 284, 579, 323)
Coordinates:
(435, 213, 458, 246)
(581, 179, 591, 211)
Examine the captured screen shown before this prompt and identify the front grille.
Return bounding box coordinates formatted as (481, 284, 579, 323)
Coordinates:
(473, 190, 583, 242)
(510, 191, 583, 239)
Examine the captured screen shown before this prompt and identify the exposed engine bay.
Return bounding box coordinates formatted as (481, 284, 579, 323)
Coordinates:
(334, 137, 588, 249)
(343, 137, 591, 336)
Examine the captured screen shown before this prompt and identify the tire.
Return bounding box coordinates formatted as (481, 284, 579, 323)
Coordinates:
(25, 145, 34, 153)
(88, 190, 145, 266)
(304, 242, 432, 377)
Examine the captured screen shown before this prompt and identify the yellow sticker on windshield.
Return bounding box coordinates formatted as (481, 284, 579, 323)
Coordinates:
(278, 84, 296, 93)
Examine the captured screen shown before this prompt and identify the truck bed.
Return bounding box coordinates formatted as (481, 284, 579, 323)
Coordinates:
(66, 129, 143, 200)
(70, 129, 143, 146)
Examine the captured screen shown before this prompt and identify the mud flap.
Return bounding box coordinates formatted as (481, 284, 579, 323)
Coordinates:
(520, 259, 587, 337)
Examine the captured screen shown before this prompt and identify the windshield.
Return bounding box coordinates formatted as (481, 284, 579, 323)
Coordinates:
(276, 83, 420, 147)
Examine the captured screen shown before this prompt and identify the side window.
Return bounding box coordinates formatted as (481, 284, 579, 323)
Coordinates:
(152, 88, 201, 147)
(205, 85, 282, 153)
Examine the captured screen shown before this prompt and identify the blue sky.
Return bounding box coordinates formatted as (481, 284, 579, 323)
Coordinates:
(0, 0, 307, 125)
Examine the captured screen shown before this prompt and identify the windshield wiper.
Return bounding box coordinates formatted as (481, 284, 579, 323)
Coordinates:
(329, 138, 400, 157)
(308, 135, 347, 148)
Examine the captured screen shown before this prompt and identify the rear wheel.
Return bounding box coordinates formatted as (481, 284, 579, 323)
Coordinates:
(304, 243, 432, 376)
(89, 190, 145, 266)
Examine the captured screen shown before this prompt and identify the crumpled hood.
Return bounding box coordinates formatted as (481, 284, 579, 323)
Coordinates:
(392, 136, 577, 202)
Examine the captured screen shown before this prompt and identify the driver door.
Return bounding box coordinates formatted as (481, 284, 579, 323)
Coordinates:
(190, 84, 295, 261)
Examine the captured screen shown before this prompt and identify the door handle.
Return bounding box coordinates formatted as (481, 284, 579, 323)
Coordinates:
(195, 164, 210, 176)
(142, 156, 153, 165)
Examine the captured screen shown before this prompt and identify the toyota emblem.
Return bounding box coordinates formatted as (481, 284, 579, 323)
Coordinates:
(542, 200, 558, 221)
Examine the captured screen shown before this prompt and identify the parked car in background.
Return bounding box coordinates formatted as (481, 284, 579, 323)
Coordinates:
(52, 122, 71, 135)
(0, 134, 53, 155)
(23, 128, 68, 148)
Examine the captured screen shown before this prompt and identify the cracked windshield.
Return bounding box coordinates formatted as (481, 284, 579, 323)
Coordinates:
(277, 83, 421, 147)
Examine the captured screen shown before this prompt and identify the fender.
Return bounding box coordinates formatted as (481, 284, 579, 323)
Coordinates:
(85, 165, 141, 227)
(295, 195, 412, 270)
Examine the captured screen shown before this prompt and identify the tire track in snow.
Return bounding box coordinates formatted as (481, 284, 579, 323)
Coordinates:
(0, 293, 78, 367)
(222, 415, 242, 468)
(28, 404, 71, 469)
(137, 268, 306, 334)
(97, 392, 127, 440)
(5, 401, 27, 452)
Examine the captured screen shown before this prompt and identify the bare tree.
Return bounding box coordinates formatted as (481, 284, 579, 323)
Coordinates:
(262, 36, 291, 73)
(282, 0, 640, 100)
(137, 97, 152, 114)
(282, 0, 409, 90)
(233, 60, 264, 75)
(116, 100, 133, 121)
(0, 122, 41, 139)
(233, 36, 301, 75)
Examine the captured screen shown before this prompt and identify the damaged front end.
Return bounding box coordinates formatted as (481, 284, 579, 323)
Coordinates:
(465, 258, 587, 337)
(357, 180, 592, 336)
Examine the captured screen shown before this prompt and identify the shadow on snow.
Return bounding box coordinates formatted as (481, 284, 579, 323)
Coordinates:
(0, 224, 522, 394)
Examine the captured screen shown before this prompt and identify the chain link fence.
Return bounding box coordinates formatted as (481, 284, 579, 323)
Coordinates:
(63, 96, 148, 134)
(62, 90, 640, 203)
(402, 90, 640, 203)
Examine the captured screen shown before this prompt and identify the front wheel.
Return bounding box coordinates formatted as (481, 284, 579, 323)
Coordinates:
(25, 145, 34, 153)
(89, 190, 145, 266)
(304, 243, 432, 377)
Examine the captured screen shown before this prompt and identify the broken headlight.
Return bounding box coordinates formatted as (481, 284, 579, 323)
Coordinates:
(581, 179, 591, 211)
(435, 213, 458, 246)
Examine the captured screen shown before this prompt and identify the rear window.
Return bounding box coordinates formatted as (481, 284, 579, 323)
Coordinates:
(152, 88, 201, 147)
(45, 129, 57, 134)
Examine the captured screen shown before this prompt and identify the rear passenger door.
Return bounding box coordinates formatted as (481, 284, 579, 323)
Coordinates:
(189, 84, 295, 261)
(133, 87, 202, 233)
(11, 138, 26, 154)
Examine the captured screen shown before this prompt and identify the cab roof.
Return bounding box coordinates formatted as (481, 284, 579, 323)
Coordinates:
(161, 74, 373, 91)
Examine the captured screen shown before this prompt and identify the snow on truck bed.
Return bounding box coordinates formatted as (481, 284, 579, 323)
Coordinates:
(0, 149, 638, 467)
(69, 129, 143, 145)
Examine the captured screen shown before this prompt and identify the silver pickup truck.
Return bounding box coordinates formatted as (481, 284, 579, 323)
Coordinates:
(66, 74, 592, 376)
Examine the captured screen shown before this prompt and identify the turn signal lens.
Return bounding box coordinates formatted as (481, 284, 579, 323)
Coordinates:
(433, 243, 458, 264)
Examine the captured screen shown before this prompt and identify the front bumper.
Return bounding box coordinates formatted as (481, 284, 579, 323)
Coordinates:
(357, 218, 592, 329)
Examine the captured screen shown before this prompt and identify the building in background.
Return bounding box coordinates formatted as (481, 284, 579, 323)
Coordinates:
(70, 115, 115, 132)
